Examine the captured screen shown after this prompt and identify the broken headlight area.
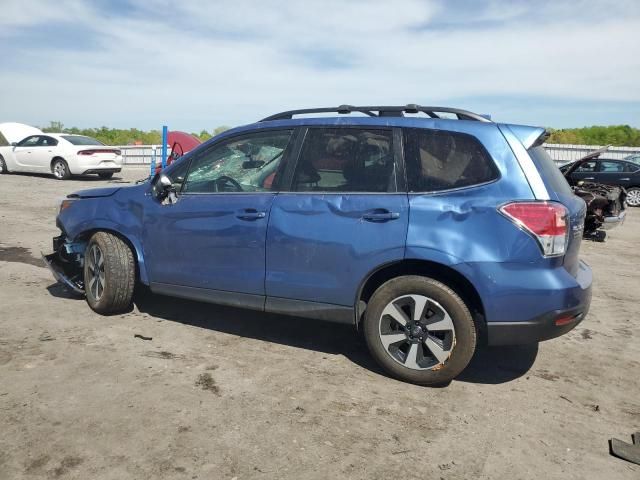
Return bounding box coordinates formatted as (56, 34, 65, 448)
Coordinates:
(572, 182, 627, 242)
(42, 234, 86, 294)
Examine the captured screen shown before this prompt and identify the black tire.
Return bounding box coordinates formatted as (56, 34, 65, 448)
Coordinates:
(0, 155, 7, 173)
(626, 187, 640, 207)
(84, 232, 135, 314)
(52, 158, 71, 180)
(98, 172, 114, 180)
(363, 275, 477, 386)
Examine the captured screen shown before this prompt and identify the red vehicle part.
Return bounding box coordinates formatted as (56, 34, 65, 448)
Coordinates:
(155, 131, 202, 174)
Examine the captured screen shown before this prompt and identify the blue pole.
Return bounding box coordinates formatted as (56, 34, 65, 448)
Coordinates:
(150, 146, 157, 177)
(161, 125, 168, 169)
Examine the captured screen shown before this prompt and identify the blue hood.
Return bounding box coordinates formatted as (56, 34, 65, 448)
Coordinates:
(67, 186, 121, 199)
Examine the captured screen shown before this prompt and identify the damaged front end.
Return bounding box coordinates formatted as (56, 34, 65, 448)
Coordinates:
(562, 147, 627, 242)
(572, 183, 626, 241)
(42, 235, 86, 294)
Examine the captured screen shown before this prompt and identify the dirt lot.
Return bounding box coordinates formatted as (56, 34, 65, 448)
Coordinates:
(0, 167, 638, 479)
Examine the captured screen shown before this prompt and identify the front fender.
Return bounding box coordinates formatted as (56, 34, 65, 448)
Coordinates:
(57, 187, 149, 284)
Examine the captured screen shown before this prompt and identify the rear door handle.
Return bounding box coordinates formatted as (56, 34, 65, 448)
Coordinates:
(236, 209, 266, 221)
(362, 210, 400, 222)
(620, 178, 630, 181)
(583, 177, 594, 180)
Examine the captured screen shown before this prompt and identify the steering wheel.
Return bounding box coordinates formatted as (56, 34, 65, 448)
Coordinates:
(215, 175, 243, 192)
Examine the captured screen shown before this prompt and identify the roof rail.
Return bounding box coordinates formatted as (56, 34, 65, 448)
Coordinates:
(260, 104, 491, 122)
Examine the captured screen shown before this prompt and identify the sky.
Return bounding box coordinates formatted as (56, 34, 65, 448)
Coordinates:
(1, 0, 639, 132)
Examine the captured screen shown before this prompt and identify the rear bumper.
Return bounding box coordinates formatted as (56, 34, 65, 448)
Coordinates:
(601, 210, 626, 230)
(81, 168, 121, 175)
(463, 259, 593, 346)
(487, 299, 590, 345)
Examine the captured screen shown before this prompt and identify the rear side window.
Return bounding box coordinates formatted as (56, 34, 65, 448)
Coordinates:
(527, 146, 573, 196)
(292, 128, 396, 192)
(404, 129, 498, 192)
(598, 161, 624, 172)
(62, 135, 104, 146)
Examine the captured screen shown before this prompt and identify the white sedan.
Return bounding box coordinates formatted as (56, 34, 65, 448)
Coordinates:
(0, 133, 122, 180)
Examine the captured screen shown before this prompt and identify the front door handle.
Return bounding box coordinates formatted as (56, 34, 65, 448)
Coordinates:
(236, 209, 266, 221)
(362, 210, 400, 222)
(583, 177, 594, 180)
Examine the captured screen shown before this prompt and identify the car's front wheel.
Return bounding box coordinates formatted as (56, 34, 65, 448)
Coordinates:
(84, 232, 135, 314)
(0, 155, 8, 174)
(52, 158, 71, 180)
(626, 187, 640, 207)
(363, 275, 477, 386)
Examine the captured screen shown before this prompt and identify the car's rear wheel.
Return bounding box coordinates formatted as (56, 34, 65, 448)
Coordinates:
(98, 172, 114, 179)
(52, 158, 70, 180)
(363, 275, 476, 386)
(84, 232, 135, 314)
(0, 155, 7, 174)
(626, 187, 640, 207)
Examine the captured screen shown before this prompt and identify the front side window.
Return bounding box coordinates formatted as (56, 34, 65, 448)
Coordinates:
(576, 161, 596, 172)
(291, 128, 395, 192)
(404, 129, 498, 192)
(17, 136, 40, 147)
(183, 130, 292, 193)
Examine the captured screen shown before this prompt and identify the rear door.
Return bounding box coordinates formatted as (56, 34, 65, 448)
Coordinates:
(265, 126, 408, 311)
(32, 135, 58, 171)
(595, 160, 636, 188)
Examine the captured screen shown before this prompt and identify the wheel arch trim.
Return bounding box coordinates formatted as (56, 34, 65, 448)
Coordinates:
(354, 257, 486, 334)
(72, 223, 149, 285)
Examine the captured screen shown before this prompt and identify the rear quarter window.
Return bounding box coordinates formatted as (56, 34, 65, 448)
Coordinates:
(404, 128, 499, 192)
(528, 146, 573, 196)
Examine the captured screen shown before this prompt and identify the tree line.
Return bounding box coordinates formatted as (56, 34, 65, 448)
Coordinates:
(41, 121, 640, 147)
(546, 125, 640, 146)
(40, 121, 230, 145)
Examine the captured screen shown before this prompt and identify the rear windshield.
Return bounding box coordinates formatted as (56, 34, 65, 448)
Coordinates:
(528, 146, 573, 196)
(62, 135, 104, 146)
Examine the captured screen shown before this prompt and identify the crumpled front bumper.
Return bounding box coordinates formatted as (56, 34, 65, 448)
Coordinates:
(602, 210, 626, 230)
(41, 235, 85, 295)
(42, 252, 84, 294)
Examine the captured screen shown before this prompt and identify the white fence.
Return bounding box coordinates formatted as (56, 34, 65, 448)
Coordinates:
(120, 145, 168, 165)
(118, 143, 640, 166)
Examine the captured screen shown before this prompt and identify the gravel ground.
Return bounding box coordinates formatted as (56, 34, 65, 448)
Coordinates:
(0, 167, 638, 479)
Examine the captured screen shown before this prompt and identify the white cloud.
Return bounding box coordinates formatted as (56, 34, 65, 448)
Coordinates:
(0, 0, 639, 129)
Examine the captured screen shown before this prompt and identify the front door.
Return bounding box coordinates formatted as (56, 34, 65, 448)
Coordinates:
(13, 135, 41, 170)
(143, 129, 295, 303)
(266, 127, 409, 309)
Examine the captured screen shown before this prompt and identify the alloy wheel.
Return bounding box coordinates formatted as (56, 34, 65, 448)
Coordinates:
(627, 189, 640, 207)
(87, 244, 105, 301)
(53, 162, 66, 179)
(378, 294, 456, 370)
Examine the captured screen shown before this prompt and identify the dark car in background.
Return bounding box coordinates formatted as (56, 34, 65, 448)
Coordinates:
(561, 153, 640, 207)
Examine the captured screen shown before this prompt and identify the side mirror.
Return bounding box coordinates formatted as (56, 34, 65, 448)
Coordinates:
(152, 173, 175, 201)
(11, 142, 17, 147)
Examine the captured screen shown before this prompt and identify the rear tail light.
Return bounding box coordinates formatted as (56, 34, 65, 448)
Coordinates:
(499, 201, 568, 257)
(78, 149, 121, 156)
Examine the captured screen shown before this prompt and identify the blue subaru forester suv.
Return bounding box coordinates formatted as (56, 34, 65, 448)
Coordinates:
(44, 105, 592, 385)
